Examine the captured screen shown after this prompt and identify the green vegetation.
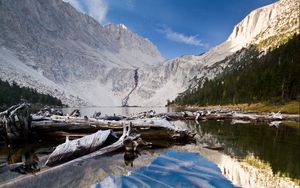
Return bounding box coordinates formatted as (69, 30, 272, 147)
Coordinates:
(0, 79, 63, 108)
(172, 34, 300, 110)
(256, 32, 295, 51)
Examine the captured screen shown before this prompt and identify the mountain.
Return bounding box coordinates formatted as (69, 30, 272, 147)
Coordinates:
(0, 0, 163, 106)
(129, 0, 299, 106)
(0, 0, 299, 107)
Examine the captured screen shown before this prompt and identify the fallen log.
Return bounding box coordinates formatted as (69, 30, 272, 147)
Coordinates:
(31, 116, 196, 144)
(50, 124, 133, 165)
(45, 129, 118, 166)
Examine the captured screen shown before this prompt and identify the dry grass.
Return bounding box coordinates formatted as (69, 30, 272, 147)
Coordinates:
(204, 101, 300, 114)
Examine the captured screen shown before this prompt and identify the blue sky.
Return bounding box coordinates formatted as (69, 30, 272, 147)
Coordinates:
(64, 0, 276, 59)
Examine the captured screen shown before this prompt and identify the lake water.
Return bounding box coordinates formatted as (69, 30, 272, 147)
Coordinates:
(184, 120, 300, 187)
(0, 107, 299, 187)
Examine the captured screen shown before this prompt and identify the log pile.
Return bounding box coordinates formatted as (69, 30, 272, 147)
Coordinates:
(30, 115, 196, 144)
(38, 116, 195, 168)
(156, 110, 299, 122)
(0, 104, 197, 174)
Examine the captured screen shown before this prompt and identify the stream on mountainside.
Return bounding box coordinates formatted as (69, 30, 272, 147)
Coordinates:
(0, 107, 299, 188)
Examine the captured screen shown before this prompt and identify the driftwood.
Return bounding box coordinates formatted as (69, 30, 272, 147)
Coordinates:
(91, 112, 125, 121)
(44, 122, 161, 168)
(0, 103, 31, 143)
(157, 110, 299, 122)
(96, 115, 124, 121)
(29, 109, 298, 142)
(54, 124, 133, 165)
(30, 116, 196, 145)
(45, 129, 118, 166)
(35, 107, 63, 117)
(69, 109, 80, 117)
(37, 125, 132, 168)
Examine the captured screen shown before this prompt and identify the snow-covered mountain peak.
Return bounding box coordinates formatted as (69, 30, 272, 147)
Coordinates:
(119, 24, 128, 30)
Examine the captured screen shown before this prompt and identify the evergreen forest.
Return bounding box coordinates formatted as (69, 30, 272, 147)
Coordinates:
(172, 34, 300, 106)
(0, 79, 63, 107)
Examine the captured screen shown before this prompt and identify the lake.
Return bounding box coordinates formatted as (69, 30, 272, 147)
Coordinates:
(0, 107, 299, 188)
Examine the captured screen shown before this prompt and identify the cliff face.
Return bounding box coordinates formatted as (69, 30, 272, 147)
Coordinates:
(0, 0, 299, 106)
(228, 0, 300, 49)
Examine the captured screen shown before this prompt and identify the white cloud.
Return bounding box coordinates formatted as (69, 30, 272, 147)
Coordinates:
(63, 0, 108, 24)
(158, 26, 204, 46)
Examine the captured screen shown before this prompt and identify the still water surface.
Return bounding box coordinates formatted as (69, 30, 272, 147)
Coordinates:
(0, 107, 299, 187)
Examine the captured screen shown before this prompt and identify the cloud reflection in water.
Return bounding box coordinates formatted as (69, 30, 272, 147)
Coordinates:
(95, 150, 238, 188)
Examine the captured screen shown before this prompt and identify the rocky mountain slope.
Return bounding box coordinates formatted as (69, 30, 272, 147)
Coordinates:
(0, 0, 163, 106)
(0, 0, 299, 106)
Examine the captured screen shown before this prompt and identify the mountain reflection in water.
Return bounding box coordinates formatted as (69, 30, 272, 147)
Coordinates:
(185, 120, 300, 181)
(96, 150, 238, 188)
